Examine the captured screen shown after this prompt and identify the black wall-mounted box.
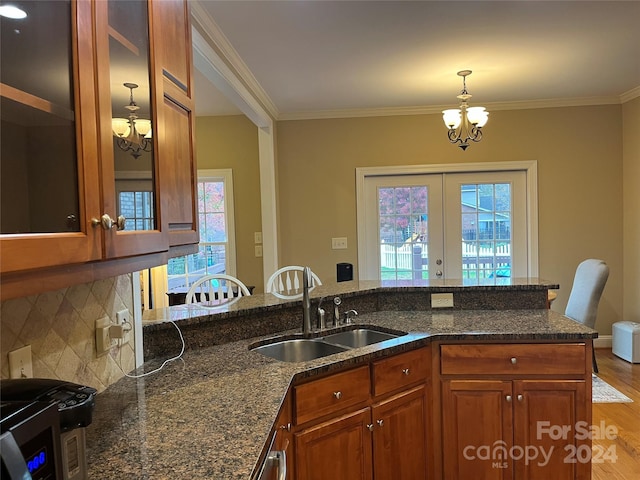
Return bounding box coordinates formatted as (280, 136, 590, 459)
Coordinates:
(337, 263, 353, 282)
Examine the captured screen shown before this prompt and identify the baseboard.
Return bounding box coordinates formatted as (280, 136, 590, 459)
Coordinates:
(594, 335, 612, 349)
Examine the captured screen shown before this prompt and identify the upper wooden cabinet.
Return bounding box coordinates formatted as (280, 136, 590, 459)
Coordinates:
(0, 0, 198, 299)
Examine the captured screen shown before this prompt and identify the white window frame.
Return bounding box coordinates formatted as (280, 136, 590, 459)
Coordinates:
(356, 161, 539, 280)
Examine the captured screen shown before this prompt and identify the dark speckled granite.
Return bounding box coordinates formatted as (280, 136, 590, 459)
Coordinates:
(142, 279, 556, 360)
(88, 307, 594, 480)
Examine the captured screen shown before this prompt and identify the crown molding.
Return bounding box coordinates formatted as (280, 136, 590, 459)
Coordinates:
(190, 1, 279, 120)
(278, 96, 625, 121)
(620, 85, 640, 103)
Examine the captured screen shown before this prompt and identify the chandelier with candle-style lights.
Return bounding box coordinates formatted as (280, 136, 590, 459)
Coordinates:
(111, 82, 152, 159)
(442, 70, 489, 150)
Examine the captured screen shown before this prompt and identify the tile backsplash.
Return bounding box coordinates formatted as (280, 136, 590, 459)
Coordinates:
(1, 274, 135, 392)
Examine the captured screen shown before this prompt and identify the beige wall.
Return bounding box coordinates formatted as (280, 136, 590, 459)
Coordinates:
(196, 115, 264, 292)
(1, 275, 135, 392)
(276, 105, 626, 335)
(623, 97, 640, 322)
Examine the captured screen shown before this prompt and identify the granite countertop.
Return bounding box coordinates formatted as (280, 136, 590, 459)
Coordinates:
(87, 308, 595, 480)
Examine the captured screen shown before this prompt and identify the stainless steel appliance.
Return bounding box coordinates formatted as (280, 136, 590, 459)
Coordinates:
(1, 379, 96, 480)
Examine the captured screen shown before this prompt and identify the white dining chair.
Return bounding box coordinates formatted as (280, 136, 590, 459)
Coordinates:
(564, 259, 609, 373)
(185, 274, 251, 308)
(266, 266, 322, 299)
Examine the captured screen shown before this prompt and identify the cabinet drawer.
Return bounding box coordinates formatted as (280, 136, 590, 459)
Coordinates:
(294, 365, 371, 425)
(373, 348, 429, 397)
(440, 343, 586, 375)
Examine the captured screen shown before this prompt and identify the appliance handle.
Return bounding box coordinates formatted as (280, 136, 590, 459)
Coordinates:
(267, 450, 287, 480)
(0, 431, 31, 480)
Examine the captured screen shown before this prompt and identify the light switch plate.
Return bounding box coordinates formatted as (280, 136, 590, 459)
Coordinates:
(8, 345, 33, 379)
(254, 232, 262, 244)
(331, 237, 348, 249)
(255, 245, 263, 257)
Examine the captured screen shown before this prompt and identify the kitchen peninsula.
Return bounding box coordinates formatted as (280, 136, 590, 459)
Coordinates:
(86, 279, 596, 479)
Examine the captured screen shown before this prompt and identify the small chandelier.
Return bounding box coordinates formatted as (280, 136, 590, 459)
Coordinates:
(111, 82, 152, 159)
(442, 70, 489, 150)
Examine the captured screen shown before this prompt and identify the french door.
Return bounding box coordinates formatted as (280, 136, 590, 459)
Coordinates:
(356, 163, 537, 281)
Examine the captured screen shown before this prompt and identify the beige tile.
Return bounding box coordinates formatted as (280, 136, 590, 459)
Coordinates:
(68, 318, 94, 361)
(39, 329, 66, 372)
(56, 346, 84, 381)
(66, 282, 91, 312)
(32, 356, 56, 379)
(91, 278, 115, 305)
(19, 308, 51, 354)
(52, 297, 80, 343)
(79, 291, 108, 330)
(34, 289, 66, 323)
(1, 296, 33, 336)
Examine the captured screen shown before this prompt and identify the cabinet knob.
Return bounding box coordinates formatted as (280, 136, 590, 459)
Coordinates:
(333, 391, 342, 400)
(506, 395, 512, 402)
(517, 394, 523, 402)
(279, 423, 291, 432)
(367, 424, 374, 431)
(377, 419, 384, 427)
(511, 357, 517, 365)
(402, 368, 410, 376)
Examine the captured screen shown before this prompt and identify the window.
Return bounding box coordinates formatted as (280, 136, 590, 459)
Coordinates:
(167, 169, 236, 291)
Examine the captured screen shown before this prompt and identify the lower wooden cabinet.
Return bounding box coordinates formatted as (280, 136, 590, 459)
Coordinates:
(439, 342, 591, 480)
(372, 386, 429, 480)
(295, 407, 374, 480)
(292, 348, 430, 480)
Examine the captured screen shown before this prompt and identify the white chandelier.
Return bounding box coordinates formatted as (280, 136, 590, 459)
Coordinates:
(111, 83, 152, 159)
(442, 70, 489, 150)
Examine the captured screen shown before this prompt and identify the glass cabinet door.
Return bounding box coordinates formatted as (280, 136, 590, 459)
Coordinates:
(96, 0, 167, 258)
(1, 1, 78, 234)
(0, 0, 102, 272)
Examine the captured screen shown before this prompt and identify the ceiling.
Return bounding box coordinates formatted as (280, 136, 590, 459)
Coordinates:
(193, 0, 640, 120)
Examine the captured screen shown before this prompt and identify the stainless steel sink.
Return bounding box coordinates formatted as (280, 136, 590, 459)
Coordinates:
(321, 328, 400, 348)
(251, 338, 349, 363)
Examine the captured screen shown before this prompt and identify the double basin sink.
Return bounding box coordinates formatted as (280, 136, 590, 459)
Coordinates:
(250, 326, 407, 363)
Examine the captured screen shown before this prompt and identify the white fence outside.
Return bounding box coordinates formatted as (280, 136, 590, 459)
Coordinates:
(380, 242, 511, 271)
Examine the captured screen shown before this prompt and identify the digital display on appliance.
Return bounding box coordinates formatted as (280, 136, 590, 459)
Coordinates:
(26, 447, 47, 474)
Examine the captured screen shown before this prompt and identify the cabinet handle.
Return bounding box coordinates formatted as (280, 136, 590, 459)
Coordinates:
(511, 357, 517, 365)
(402, 368, 410, 376)
(333, 391, 342, 400)
(517, 394, 523, 402)
(367, 424, 374, 431)
(506, 395, 512, 402)
(377, 419, 384, 427)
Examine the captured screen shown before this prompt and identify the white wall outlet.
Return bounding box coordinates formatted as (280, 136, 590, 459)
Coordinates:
(254, 232, 262, 244)
(116, 309, 131, 345)
(8, 345, 33, 379)
(331, 237, 348, 249)
(95, 317, 111, 356)
(255, 245, 263, 257)
(431, 293, 454, 308)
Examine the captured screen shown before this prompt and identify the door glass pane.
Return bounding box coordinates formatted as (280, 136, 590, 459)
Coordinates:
(378, 186, 429, 280)
(1, 0, 81, 233)
(109, 0, 156, 230)
(461, 183, 512, 280)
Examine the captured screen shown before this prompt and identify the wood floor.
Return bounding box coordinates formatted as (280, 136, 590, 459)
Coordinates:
(591, 348, 640, 480)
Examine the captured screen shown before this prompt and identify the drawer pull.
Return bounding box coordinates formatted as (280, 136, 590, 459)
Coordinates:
(333, 391, 342, 400)
(511, 357, 517, 365)
(377, 419, 384, 427)
(402, 368, 410, 376)
(517, 394, 523, 402)
(367, 424, 374, 431)
(506, 395, 512, 402)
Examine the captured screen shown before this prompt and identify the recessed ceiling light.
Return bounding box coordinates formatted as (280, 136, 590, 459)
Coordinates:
(0, 5, 27, 19)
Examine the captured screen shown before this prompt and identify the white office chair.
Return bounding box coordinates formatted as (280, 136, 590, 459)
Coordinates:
(185, 274, 251, 309)
(564, 259, 609, 373)
(266, 266, 322, 299)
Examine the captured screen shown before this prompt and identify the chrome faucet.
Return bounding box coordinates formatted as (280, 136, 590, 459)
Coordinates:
(302, 266, 313, 336)
(344, 309, 358, 324)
